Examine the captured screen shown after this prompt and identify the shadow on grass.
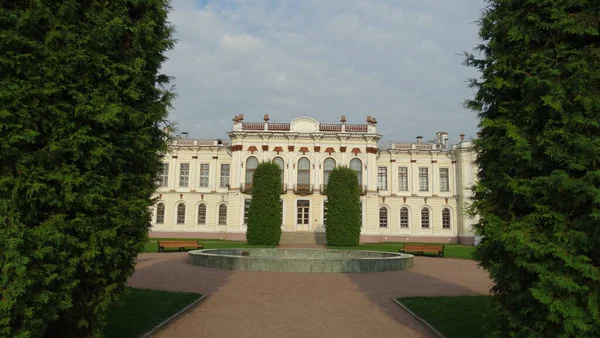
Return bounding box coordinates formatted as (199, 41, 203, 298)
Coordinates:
(397, 295, 491, 338)
(104, 288, 201, 338)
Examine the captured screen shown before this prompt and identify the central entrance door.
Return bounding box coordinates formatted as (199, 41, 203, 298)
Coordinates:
(296, 200, 310, 231)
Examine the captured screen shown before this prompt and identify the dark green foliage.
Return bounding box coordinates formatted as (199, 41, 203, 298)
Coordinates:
(0, 1, 174, 337)
(464, 1, 600, 337)
(246, 162, 282, 245)
(325, 167, 361, 246)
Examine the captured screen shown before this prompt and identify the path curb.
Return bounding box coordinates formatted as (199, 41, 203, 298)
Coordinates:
(141, 294, 207, 338)
(392, 298, 446, 338)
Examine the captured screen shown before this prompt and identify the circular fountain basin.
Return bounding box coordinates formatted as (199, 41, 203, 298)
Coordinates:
(188, 248, 413, 273)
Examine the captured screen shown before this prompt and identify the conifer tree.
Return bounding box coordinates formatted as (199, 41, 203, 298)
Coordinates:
(246, 162, 283, 245)
(465, 1, 600, 336)
(325, 167, 361, 246)
(0, 1, 175, 336)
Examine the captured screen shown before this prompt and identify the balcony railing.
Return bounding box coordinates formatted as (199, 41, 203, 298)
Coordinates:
(293, 183, 313, 195)
(241, 183, 253, 194)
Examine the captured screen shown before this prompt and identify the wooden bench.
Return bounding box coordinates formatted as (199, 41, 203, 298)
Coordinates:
(157, 240, 203, 252)
(399, 244, 445, 258)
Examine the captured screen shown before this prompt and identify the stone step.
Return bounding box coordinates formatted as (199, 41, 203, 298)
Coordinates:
(279, 232, 326, 244)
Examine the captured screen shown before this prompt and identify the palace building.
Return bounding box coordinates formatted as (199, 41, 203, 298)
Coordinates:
(151, 114, 479, 244)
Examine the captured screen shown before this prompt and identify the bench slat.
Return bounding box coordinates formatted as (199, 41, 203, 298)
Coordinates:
(157, 240, 203, 252)
(399, 244, 445, 258)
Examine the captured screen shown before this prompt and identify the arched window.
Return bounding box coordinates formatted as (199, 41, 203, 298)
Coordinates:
(379, 207, 388, 228)
(442, 208, 451, 229)
(297, 157, 310, 189)
(197, 203, 207, 225)
(400, 207, 409, 228)
(323, 158, 336, 186)
(273, 157, 285, 188)
(245, 156, 259, 185)
(218, 204, 227, 225)
(176, 203, 186, 224)
(156, 203, 165, 224)
(350, 158, 362, 184)
(421, 207, 430, 228)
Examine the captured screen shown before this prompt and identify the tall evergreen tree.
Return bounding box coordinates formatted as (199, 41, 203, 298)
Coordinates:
(0, 1, 175, 337)
(325, 167, 361, 246)
(246, 162, 283, 245)
(464, 1, 600, 336)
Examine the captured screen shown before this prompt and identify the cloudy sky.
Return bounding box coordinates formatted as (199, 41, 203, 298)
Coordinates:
(162, 0, 486, 144)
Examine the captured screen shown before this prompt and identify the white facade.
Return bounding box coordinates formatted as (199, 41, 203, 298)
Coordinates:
(151, 115, 478, 244)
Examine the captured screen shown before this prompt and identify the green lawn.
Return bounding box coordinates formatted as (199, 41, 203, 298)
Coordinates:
(329, 242, 475, 260)
(104, 288, 201, 338)
(144, 239, 276, 252)
(397, 295, 491, 338)
(143, 238, 475, 259)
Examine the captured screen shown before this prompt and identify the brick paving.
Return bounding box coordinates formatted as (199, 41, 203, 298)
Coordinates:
(129, 252, 492, 338)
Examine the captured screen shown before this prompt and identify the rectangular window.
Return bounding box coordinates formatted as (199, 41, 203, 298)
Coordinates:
(244, 199, 251, 224)
(398, 167, 408, 191)
(179, 163, 189, 187)
(323, 200, 328, 225)
(199, 163, 210, 187)
(377, 167, 387, 190)
(439, 168, 449, 192)
(159, 163, 169, 187)
(220, 164, 230, 187)
(297, 200, 309, 225)
(419, 167, 428, 191)
(280, 200, 284, 226)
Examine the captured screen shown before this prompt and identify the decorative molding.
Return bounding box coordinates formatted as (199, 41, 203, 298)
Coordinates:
(410, 159, 417, 163)
(212, 156, 218, 159)
(192, 156, 198, 159)
(390, 159, 396, 162)
(299, 146, 309, 154)
(288, 145, 295, 152)
(314, 146, 321, 152)
(274, 146, 283, 154)
(262, 145, 269, 151)
(248, 145, 258, 154)
(325, 147, 335, 154)
(351, 147, 361, 155)
(231, 144, 243, 152)
(451, 160, 457, 164)
(340, 146, 347, 153)
(172, 156, 178, 159)
(445, 198, 448, 204)
(403, 196, 406, 203)
(366, 147, 378, 154)
(431, 160, 437, 163)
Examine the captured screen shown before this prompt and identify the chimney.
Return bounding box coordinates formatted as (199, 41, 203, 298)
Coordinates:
(416, 136, 423, 143)
(460, 133, 465, 141)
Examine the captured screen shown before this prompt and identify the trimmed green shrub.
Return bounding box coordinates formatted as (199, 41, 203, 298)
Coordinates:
(464, 1, 600, 337)
(246, 162, 283, 245)
(325, 167, 361, 246)
(0, 1, 174, 337)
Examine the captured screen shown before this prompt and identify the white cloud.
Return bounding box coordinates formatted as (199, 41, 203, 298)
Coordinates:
(162, 0, 485, 143)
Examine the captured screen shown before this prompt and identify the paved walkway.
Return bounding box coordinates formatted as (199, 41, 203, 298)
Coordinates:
(129, 253, 492, 338)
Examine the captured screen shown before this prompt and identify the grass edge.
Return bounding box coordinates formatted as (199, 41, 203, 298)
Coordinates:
(392, 298, 446, 338)
(139, 294, 207, 338)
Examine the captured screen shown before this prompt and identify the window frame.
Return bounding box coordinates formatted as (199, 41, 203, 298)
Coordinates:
(179, 163, 190, 187)
(419, 167, 429, 191)
(199, 163, 210, 187)
(377, 167, 388, 191)
(379, 206, 388, 228)
(220, 164, 230, 188)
